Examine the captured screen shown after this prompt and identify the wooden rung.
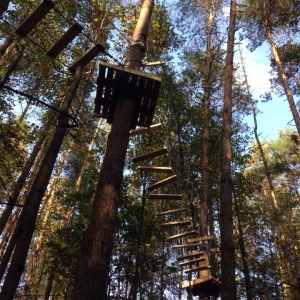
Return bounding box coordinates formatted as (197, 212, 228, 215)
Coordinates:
(162, 221, 191, 227)
(149, 194, 182, 200)
(181, 276, 218, 288)
(178, 257, 206, 266)
(167, 230, 197, 240)
(172, 242, 202, 249)
(147, 175, 178, 191)
(16, 0, 55, 36)
(69, 43, 105, 72)
(138, 166, 173, 173)
(183, 265, 211, 274)
(129, 123, 162, 136)
(47, 22, 84, 58)
(186, 235, 215, 243)
(177, 252, 203, 261)
(132, 148, 168, 163)
(156, 208, 187, 216)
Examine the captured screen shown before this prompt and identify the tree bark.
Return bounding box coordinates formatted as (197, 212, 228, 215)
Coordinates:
(220, 0, 236, 299)
(72, 1, 154, 298)
(0, 65, 83, 300)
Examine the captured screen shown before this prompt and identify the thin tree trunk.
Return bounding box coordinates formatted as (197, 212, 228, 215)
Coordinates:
(44, 273, 55, 300)
(0, 0, 10, 15)
(263, 3, 300, 135)
(0, 36, 15, 57)
(220, 0, 236, 298)
(0, 65, 83, 300)
(72, 1, 154, 298)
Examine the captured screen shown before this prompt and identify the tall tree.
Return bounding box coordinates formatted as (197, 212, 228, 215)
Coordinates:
(220, 0, 236, 298)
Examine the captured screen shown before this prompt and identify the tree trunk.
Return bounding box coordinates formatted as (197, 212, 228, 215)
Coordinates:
(0, 36, 15, 57)
(263, 3, 300, 135)
(72, 1, 154, 299)
(0, 65, 83, 300)
(0, 0, 10, 16)
(220, 0, 236, 299)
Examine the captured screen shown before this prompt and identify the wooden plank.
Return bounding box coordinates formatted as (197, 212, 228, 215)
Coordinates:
(161, 221, 191, 227)
(172, 242, 202, 249)
(47, 22, 83, 58)
(147, 175, 178, 191)
(183, 265, 211, 274)
(99, 60, 161, 82)
(149, 194, 182, 200)
(178, 257, 206, 266)
(186, 235, 215, 243)
(167, 230, 197, 241)
(138, 166, 173, 173)
(132, 147, 168, 163)
(181, 276, 217, 289)
(129, 123, 162, 136)
(16, 0, 55, 36)
(69, 43, 105, 72)
(156, 208, 187, 216)
(177, 252, 204, 261)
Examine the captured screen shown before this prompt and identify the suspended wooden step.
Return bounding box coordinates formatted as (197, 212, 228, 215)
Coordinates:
(177, 251, 203, 261)
(183, 265, 210, 274)
(138, 166, 173, 174)
(16, 0, 56, 36)
(149, 194, 182, 200)
(156, 208, 187, 216)
(69, 43, 105, 73)
(182, 276, 221, 297)
(162, 221, 191, 227)
(186, 235, 215, 243)
(178, 257, 206, 267)
(147, 175, 178, 191)
(172, 242, 202, 249)
(47, 22, 84, 58)
(129, 123, 162, 136)
(167, 230, 197, 241)
(94, 61, 161, 129)
(132, 148, 167, 163)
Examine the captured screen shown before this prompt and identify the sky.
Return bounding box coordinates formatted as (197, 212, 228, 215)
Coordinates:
(239, 42, 296, 142)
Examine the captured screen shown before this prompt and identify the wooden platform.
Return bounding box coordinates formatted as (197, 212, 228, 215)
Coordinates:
(162, 221, 191, 227)
(167, 230, 197, 241)
(138, 166, 173, 173)
(156, 208, 187, 216)
(16, 0, 55, 36)
(172, 242, 202, 249)
(47, 22, 83, 58)
(183, 265, 210, 274)
(182, 276, 221, 297)
(149, 194, 182, 200)
(129, 123, 162, 136)
(147, 175, 178, 191)
(177, 252, 203, 261)
(178, 257, 205, 266)
(69, 44, 105, 72)
(94, 61, 161, 129)
(132, 148, 167, 163)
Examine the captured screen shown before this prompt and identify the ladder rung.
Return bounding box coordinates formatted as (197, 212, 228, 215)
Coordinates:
(172, 242, 202, 249)
(149, 194, 182, 200)
(132, 148, 168, 163)
(167, 230, 197, 240)
(178, 257, 206, 266)
(186, 235, 215, 243)
(16, 0, 55, 36)
(156, 208, 187, 216)
(147, 175, 178, 191)
(162, 221, 191, 227)
(177, 252, 204, 261)
(69, 43, 105, 72)
(183, 265, 211, 274)
(129, 123, 162, 136)
(138, 166, 173, 173)
(47, 22, 83, 58)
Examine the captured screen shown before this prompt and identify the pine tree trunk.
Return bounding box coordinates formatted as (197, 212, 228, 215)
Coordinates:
(220, 0, 236, 298)
(0, 65, 83, 300)
(72, 1, 154, 298)
(0, 0, 10, 15)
